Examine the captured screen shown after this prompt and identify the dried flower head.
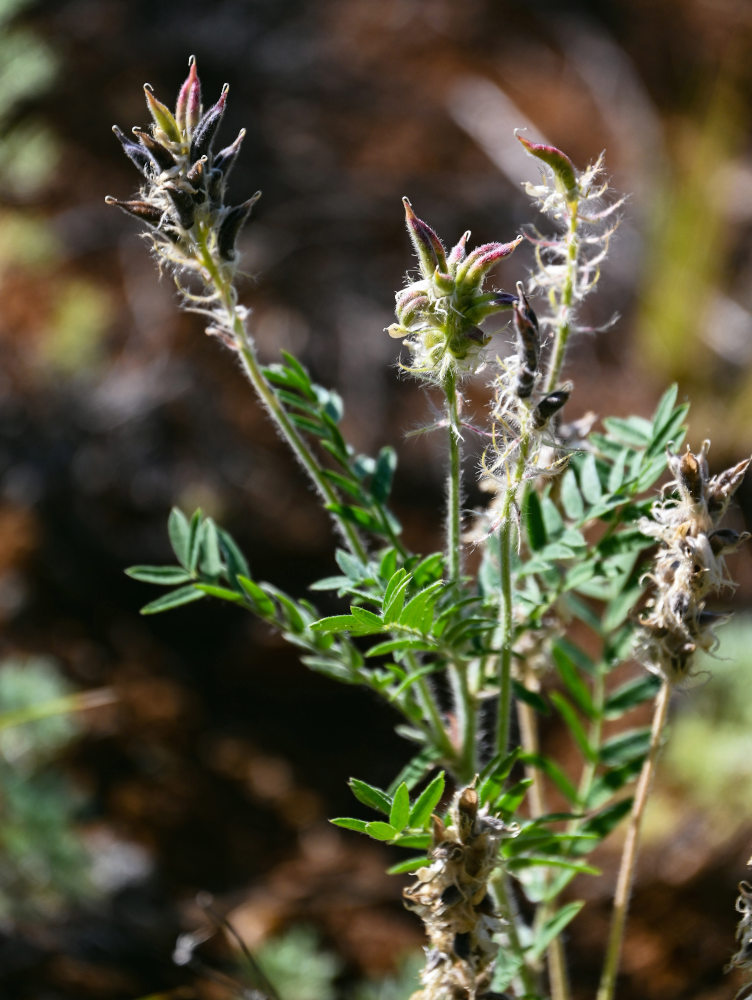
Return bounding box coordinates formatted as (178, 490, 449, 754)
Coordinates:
(637, 442, 750, 683)
(403, 785, 517, 1000)
(728, 880, 752, 997)
(387, 199, 521, 382)
(106, 56, 259, 347)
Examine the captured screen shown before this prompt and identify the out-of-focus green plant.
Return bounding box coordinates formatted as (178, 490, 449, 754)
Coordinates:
(0, 657, 93, 920)
(109, 60, 751, 1000)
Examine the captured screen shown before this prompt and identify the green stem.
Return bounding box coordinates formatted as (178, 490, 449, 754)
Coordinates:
(544, 200, 579, 393)
(596, 680, 672, 1000)
(496, 515, 514, 758)
(194, 228, 368, 564)
(443, 370, 462, 584)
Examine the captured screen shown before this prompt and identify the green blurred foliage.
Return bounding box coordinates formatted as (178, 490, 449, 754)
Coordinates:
(0, 657, 92, 921)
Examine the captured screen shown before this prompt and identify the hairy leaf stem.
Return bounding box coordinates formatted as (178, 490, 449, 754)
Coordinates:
(193, 224, 369, 564)
(596, 679, 672, 1000)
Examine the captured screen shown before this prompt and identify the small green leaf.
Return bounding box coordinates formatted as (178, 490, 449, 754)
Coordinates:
(602, 416, 652, 447)
(365, 821, 398, 841)
(217, 527, 251, 582)
(349, 778, 392, 815)
(519, 753, 578, 804)
(389, 783, 410, 832)
(167, 507, 191, 567)
(604, 674, 661, 717)
(330, 817, 368, 833)
(585, 760, 643, 808)
(522, 489, 547, 551)
(126, 565, 193, 585)
(551, 692, 595, 762)
(236, 576, 276, 618)
(399, 581, 444, 632)
(512, 680, 550, 715)
(386, 856, 429, 875)
(496, 777, 532, 814)
(366, 638, 434, 657)
(560, 468, 585, 521)
(193, 583, 246, 605)
(599, 727, 651, 767)
(409, 772, 446, 828)
(577, 452, 603, 504)
(140, 585, 206, 615)
(187, 509, 203, 571)
(386, 747, 442, 796)
(372, 446, 397, 503)
(580, 798, 633, 841)
(527, 901, 585, 961)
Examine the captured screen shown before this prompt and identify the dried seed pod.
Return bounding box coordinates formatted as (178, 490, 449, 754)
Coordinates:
(512, 281, 539, 398)
(217, 192, 261, 260)
(708, 528, 747, 555)
(132, 127, 177, 172)
(707, 457, 752, 515)
(533, 383, 572, 428)
(679, 450, 704, 502)
(190, 84, 229, 162)
(104, 196, 163, 226)
(165, 185, 196, 229)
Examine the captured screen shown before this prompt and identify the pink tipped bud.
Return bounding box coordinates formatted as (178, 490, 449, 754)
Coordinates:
(176, 55, 202, 135)
(190, 84, 229, 163)
(517, 134, 578, 199)
(402, 197, 448, 279)
(143, 84, 181, 143)
(447, 230, 470, 271)
(457, 236, 522, 287)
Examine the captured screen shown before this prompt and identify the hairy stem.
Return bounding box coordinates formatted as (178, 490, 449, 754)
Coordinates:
(443, 370, 462, 584)
(596, 680, 672, 1000)
(193, 226, 368, 563)
(544, 200, 579, 393)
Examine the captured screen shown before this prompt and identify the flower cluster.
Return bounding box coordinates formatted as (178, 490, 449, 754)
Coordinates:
(387, 199, 521, 382)
(106, 56, 259, 345)
(403, 786, 516, 1000)
(637, 442, 750, 683)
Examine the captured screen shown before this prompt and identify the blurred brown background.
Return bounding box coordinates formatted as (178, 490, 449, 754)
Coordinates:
(2, 1, 752, 998)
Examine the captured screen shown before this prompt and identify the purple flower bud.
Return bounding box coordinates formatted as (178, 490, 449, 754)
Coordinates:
(190, 84, 229, 163)
(456, 237, 522, 287)
(446, 230, 470, 271)
(402, 198, 447, 279)
(105, 196, 164, 226)
(175, 55, 202, 135)
(213, 128, 246, 179)
(217, 192, 261, 260)
(517, 134, 578, 200)
(132, 127, 176, 172)
(164, 185, 196, 229)
(112, 125, 153, 176)
(144, 84, 181, 143)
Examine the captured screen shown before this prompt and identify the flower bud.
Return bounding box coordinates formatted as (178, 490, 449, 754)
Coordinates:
(217, 192, 261, 260)
(517, 134, 578, 201)
(679, 450, 704, 503)
(402, 197, 448, 279)
(112, 125, 153, 176)
(185, 156, 207, 201)
(456, 237, 522, 288)
(144, 84, 181, 143)
(190, 84, 229, 163)
(132, 127, 177, 172)
(213, 129, 246, 179)
(175, 55, 202, 135)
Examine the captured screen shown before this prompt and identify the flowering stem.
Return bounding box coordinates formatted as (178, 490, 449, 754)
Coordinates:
(596, 679, 672, 1000)
(193, 225, 368, 564)
(443, 370, 462, 584)
(544, 200, 579, 393)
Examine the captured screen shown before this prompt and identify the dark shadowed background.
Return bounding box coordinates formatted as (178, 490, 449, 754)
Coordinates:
(2, 1, 752, 998)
